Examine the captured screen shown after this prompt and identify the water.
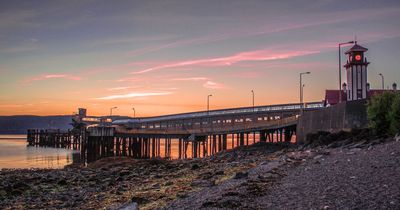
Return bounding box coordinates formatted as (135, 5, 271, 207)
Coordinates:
(0, 134, 80, 169)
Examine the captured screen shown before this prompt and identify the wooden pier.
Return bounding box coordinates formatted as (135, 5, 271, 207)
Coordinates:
(27, 129, 84, 150)
(27, 102, 322, 163)
(27, 125, 296, 163)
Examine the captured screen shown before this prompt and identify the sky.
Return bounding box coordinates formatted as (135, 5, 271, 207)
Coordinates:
(0, 0, 400, 117)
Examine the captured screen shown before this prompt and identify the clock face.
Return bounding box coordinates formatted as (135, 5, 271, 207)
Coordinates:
(355, 54, 362, 61)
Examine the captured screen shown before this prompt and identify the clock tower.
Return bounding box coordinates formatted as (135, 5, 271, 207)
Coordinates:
(344, 42, 369, 101)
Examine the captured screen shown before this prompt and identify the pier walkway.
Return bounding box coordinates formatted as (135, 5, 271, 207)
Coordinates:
(28, 102, 324, 162)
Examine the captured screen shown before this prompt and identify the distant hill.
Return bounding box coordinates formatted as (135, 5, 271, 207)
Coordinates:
(0, 115, 132, 134)
(0, 115, 73, 134)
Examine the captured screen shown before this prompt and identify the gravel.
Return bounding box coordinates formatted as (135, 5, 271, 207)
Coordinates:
(164, 139, 400, 210)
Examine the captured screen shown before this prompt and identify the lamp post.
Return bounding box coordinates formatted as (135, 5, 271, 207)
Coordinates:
(132, 107, 136, 118)
(300, 72, 310, 111)
(339, 41, 355, 103)
(251, 90, 255, 111)
(207, 94, 212, 114)
(110, 106, 117, 116)
(379, 73, 385, 90)
(302, 84, 305, 105)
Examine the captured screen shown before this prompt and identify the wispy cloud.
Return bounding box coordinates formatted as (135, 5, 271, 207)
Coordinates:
(22, 74, 82, 84)
(230, 71, 263, 78)
(203, 81, 227, 90)
(122, 7, 400, 58)
(170, 77, 208, 81)
(132, 49, 318, 74)
(94, 91, 172, 100)
(107, 86, 131, 91)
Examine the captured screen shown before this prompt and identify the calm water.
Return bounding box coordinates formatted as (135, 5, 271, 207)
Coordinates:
(0, 134, 80, 169)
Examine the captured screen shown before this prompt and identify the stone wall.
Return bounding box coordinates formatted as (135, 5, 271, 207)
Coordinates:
(296, 100, 368, 143)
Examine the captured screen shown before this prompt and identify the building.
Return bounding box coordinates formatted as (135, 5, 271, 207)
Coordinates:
(325, 42, 398, 106)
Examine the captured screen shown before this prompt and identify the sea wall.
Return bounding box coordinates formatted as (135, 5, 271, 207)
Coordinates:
(297, 100, 368, 143)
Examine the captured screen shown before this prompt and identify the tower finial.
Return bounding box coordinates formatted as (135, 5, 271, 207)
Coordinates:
(354, 35, 357, 44)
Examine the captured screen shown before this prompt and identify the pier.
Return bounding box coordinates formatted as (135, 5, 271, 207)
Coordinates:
(27, 102, 324, 162)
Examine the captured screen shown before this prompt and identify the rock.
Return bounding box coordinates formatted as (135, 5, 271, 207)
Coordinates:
(394, 133, 400, 142)
(259, 172, 279, 179)
(13, 181, 31, 191)
(177, 193, 188, 198)
(191, 163, 200, 170)
(152, 183, 161, 189)
(103, 177, 112, 182)
(191, 180, 215, 187)
(350, 148, 362, 152)
(119, 170, 130, 177)
(234, 172, 248, 179)
(313, 155, 323, 160)
(215, 170, 224, 175)
(117, 202, 138, 210)
(131, 196, 149, 204)
(165, 181, 173, 186)
(57, 180, 67, 186)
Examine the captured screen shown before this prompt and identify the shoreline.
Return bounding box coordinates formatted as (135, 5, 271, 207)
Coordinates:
(1, 132, 399, 209)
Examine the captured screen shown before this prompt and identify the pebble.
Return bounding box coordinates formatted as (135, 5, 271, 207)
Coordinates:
(313, 155, 323, 160)
(117, 202, 138, 210)
(234, 172, 248, 179)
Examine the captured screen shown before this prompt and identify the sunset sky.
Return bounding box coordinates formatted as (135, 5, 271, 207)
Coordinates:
(1, 0, 400, 117)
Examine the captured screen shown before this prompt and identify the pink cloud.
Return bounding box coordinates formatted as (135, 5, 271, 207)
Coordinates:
(22, 74, 81, 84)
(230, 71, 264, 78)
(170, 77, 208, 81)
(132, 49, 318, 74)
(203, 81, 227, 90)
(126, 34, 229, 57)
(94, 91, 172, 100)
(107, 86, 131, 91)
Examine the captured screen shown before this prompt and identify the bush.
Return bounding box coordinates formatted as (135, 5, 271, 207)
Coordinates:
(367, 92, 400, 135)
(367, 92, 395, 135)
(389, 93, 400, 135)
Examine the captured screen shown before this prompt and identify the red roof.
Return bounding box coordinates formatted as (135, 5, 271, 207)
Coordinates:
(345, 43, 368, 54)
(324, 89, 398, 105)
(325, 90, 347, 105)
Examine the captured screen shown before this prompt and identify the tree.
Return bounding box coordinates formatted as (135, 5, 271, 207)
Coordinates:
(389, 93, 400, 135)
(367, 92, 395, 135)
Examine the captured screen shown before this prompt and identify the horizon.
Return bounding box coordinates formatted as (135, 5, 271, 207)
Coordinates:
(1, 0, 400, 117)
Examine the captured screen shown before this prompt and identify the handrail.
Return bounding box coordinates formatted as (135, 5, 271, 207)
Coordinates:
(115, 116, 298, 135)
(113, 102, 323, 124)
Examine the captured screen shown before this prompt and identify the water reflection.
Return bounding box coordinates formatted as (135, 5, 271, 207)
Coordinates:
(0, 135, 80, 169)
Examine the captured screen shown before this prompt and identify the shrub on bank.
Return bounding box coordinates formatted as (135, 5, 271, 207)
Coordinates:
(389, 93, 400, 135)
(367, 92, 400, 135)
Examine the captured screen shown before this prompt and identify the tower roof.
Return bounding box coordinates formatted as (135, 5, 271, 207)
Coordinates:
(345, 42, 368, 54)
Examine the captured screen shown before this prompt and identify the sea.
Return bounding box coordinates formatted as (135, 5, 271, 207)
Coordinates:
(0, 134, 80, 169)
(0, 133, 292, 169)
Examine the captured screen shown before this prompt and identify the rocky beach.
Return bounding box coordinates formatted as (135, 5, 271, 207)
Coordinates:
(1, 131, 399, 209)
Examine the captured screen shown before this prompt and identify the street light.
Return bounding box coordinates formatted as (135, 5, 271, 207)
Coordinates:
(379, 73, 385, 90)
(207, 94, 212, 114)
(132, 107, 136, 118)
(300, 72, 310, 111)
(110, 106, 117, 116)
(251, 90, 255, 110)
(339, 41, 355, 103)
